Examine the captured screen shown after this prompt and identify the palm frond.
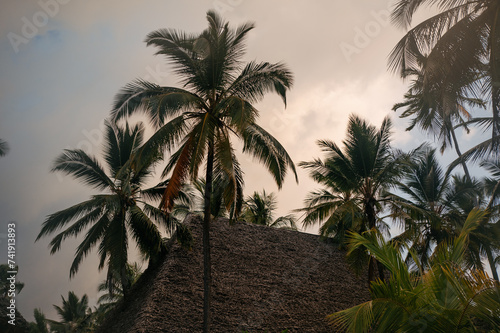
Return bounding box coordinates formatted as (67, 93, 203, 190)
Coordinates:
(52, 149, 114, 191)
(227, 61, 293, 106)
(0, 139, 9, 157)
(242, 123, 297, 188)
(69, 214, 111, 277)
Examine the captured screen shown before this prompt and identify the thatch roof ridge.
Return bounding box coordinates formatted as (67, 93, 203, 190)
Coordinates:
(98, 214, 369, 332)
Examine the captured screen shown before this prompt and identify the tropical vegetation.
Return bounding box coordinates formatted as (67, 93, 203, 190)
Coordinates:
(241, 190, 297, 229)
(36, 121, 182, 298)
(0, 139, 8, 157)
(299, 114, 408, 284)
(30, 6, 500, 332)
(110, 10, 297, 332)
(329, 209, 500, 332)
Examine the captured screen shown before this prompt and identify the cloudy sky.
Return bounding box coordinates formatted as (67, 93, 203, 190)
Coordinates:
(0, 0, 488, 322)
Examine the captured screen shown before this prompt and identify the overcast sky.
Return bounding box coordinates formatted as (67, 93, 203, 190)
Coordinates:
(0, 0, 489, 322)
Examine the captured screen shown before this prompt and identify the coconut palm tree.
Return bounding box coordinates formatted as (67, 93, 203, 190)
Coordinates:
(37, 121, 181, 297)
(297, 161, 364, 243)
(241, 190, 297, 229)
(53, 292, 94, 333)
(390, 147, 460, 267)
(28, 308, 49, 333)
(111, 11, 297, 331)
(0, 139, 9, 157)
(390, 0, 500, 158)
(48, 291, 93, 333)
(391, 149, 500, 279)
(300, 114, 406, 284)
(329, 209, 500, 332)
(392, 56, 485, 180)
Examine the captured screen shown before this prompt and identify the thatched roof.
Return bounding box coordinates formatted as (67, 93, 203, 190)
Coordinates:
(99, 215, 370, 332)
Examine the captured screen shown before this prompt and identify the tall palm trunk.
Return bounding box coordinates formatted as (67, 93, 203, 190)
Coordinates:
(449, 123, 472, 182)
(491, 5, 500, 150)
(203, 141, 214, 333)
(365, 195, 385, 284)
(118, 208, 130, 300)
(485, 245, 499, 281)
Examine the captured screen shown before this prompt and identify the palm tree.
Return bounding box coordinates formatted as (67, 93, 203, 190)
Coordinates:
(28, 309, 49, 333)
(478, 159, 500, 279)
(389, 147, 500, 278)
(0, 139, 9, 157)
(389, 0, 500, 150)
(329, 209, 500, 332)
(37, 121, 179, 297)
(392, 56, 485, 180)
(299, 114, 405, 284)
(241, 190, 297, 229)
(297, 163, 364, 243)
(111, 11, 297, 331)
(390, 147, 460, 268)
(48, 291, 93, 333)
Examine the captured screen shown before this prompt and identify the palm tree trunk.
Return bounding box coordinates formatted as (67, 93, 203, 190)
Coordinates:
(203, 141, 214, 333)
(486, 246, 499, 281)
(365, 197, 385, 284)
(491, 5, 500, 150)
(449, 124, 471, 182)
(118, 208, 130, 300)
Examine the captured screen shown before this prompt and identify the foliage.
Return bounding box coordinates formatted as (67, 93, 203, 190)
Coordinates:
(299, 114, 410, 283)
(111, 11, 297, 216)
(111, 11, 297, 331)
(329, 209, 500, 332)
(97, 262, 142, 309)
(241, 190, 297, 229)
(28, 308, 49, 333)
(47, 292, 94, 333)
(390, 0, 500, 160)
(0, 139, 8, 157)
(37, 121, 184, 296)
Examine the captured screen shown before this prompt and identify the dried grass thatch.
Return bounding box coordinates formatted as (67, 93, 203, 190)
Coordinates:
(98, 215, 369, 332)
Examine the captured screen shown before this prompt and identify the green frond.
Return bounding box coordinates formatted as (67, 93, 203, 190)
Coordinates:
(217, 96, 258, 133)
(132, 115, 188, 174)
(128, 205, 163, 257)
(37, 196, 114, 241)
(47, 207, 103, 254)
(213, 130, 244, 216)
(227, 61, 293, 106)
(328, 301, 375, 333)
(140, 202, 177, 235)
(112, 80, 202, 128)
(242, 123, 297, 188)
(52, 149, 114, 191)
(0, 139, 9, 157)
(69, 214, 110, 277)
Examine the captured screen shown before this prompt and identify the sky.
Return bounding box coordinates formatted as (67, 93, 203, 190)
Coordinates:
(0, 0, 490, 323)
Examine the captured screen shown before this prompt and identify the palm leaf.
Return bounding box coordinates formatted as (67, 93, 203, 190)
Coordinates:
(242, 123, 297, 188)
(52, 149, 114, 191)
